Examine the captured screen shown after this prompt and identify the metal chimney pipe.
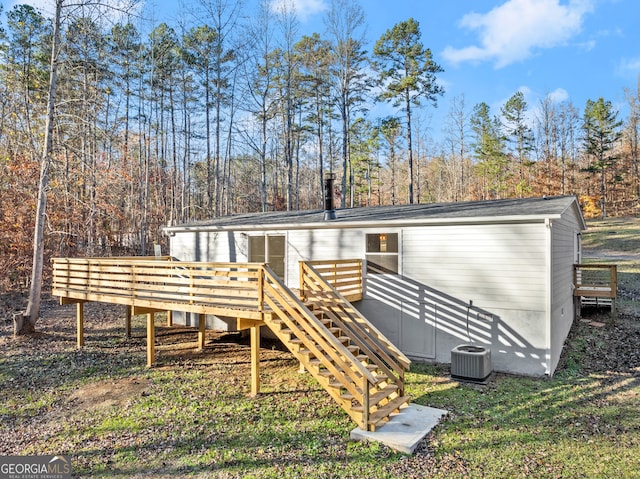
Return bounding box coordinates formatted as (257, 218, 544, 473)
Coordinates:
(323, 172, 336, 220)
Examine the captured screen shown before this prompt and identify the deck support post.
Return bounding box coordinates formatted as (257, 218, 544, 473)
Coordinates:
(250, 325, 261, 396)
(198, 313, 206, 349)
(167, 310, 173, 327)
(125, 305, 132, 338)
(76, 302, 84, 348)
(147, 312, 155, 367)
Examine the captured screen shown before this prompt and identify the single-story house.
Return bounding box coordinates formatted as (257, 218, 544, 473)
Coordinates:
(163, 195, 586, 377)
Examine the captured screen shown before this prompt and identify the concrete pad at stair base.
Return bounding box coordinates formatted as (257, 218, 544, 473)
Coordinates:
(350, 403, 448, 454)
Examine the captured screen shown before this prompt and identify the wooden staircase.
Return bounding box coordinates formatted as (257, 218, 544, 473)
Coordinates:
(261, 262, 411, 431)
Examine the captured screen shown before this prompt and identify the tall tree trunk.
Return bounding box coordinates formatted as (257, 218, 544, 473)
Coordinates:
(340, 96, 348, 208)
(18, 0, 63, 335)
(169, 83, 177, 225)
(405, 90, 414, 204)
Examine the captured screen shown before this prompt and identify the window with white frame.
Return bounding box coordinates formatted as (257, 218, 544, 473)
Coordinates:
(365, 232, 399, 274)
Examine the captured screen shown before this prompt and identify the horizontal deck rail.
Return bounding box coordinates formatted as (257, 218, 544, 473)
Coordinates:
(573, 264, 617, 299)
(301, 259, 363, 302)
(573, 263, 617, 318)
(52, 257, 266, 319)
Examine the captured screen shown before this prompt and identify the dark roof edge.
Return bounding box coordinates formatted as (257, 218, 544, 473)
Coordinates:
(163, 196, 585, 234)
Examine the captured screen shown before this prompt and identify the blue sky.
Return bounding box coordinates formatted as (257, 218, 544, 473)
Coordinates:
(164, 0, 639, 140)
(7, 0, 640, 142)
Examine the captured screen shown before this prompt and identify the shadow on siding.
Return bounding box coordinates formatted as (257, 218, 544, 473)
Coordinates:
(363, 268, 549, 375)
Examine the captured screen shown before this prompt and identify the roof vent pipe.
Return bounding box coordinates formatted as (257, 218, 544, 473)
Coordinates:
(323, 172, 337, 221)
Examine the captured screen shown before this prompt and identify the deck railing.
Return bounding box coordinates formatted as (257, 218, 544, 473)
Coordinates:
(573, 264, 617, 298)
(300, 259, 363, 302)
(573, 263, 617, 316)
(52, 257, 265, 319)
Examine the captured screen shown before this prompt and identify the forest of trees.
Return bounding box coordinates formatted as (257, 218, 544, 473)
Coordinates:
(1, 0, 639, 294)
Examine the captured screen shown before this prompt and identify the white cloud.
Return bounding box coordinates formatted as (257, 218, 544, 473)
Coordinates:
(269, 0, 327, 22)
(548, 87, 570, 103)
(442, 0, 595, 68)
(617, 56, 640, 76)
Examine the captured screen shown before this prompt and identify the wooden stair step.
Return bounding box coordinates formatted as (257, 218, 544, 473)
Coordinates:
(308, 357, 333, 370)
(326, 379, 358, 391)
(269, 318, 284, 328)
(351, 384, 399, 412)
(371, 373, 390, 385)
(367, 395, 410, 428)
(288, 337, 311, 346)
(369, 384, 399, 404)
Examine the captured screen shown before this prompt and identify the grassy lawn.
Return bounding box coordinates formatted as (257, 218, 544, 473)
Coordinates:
(583, 217, 640, 317)
(2, 312, 638, 478)
(581, 217, 640, 255)
(1, 219, 639, 478)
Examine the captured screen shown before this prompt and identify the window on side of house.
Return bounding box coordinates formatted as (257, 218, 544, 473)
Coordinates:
(366, 232, 399, 274)
(249, 236, 266, 263)
(248, 234, 286, 279)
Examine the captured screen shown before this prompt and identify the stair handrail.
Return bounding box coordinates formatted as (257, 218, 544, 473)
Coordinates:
(305, 289, 406, 385)
(300, 261, 411, 372)
(260, 265, 377, 387)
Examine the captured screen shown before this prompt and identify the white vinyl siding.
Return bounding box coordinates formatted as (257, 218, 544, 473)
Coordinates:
(170, 231, 247, 263)
(549, 211, 582, 373)
(285, 229, 364, 288)
(402, 223, 547, 311)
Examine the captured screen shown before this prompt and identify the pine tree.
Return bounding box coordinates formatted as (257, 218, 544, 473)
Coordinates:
(19, 0, 63, 335)
(471, 102, 508, 199)
(295, 33, 333, 208)
(325, 0, 369, 208)
(501, 91, 534, 196)
(373, 18, 443, 204)
(583, 97, 622, 218)
(379, 117, 402, 205)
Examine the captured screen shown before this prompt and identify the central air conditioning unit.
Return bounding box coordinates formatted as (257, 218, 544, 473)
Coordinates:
(451, 344, 492, 383)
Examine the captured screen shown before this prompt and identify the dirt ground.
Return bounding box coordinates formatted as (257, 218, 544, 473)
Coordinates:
(0, 297, 294, 423)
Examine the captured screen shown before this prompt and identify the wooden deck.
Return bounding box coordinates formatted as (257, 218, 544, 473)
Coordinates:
(51, 256, 409, 431)
(574, 264, 617, 318)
